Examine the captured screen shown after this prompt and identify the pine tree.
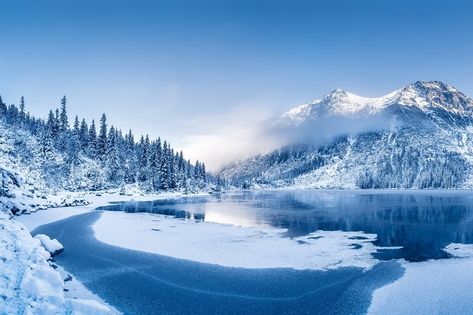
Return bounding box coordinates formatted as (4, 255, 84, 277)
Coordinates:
(87, 119, 97, 158)
(79, 118, 89, 150)
(194, 160, 201, 180)
(19, 96, 26, 124)
(201, 162, 207, 182)
(39, 128, 55, 159)
(186, 159, 192, 178)
(158, 141, 169, 190)
(124, 129, 137, 183)
(138, 135, 150, 183)
(150, 138, 163, 190)
(73, 115, 80, 135)
(55, 109, 60, 130)
(56, 97, 70, 151)
(59, 96, 69, 132)
(149, 142, 159, 190)
(0, 96, 6, 117)
(168, 147, 177, 189)
(97, 113, 108, 161)
(47, 110, 58, 139)
(106, 126, 123, 184)
(66, 127, 80, 165)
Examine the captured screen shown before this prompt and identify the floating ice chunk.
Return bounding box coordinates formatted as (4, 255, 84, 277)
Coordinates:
(94, 211, 391, 271)
(443, 243, 473, 258)
(34, 234, 64, 256)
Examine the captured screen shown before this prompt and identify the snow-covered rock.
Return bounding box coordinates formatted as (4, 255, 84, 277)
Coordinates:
(34, 234, 64, 256)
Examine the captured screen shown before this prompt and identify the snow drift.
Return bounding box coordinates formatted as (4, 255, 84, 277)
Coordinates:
(0, 212, 115, 314)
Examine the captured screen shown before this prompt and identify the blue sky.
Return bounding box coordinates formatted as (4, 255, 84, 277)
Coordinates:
(1, 0, 473, 169)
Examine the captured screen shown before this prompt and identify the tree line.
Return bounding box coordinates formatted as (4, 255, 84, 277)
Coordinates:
(0, 95, 213, 192)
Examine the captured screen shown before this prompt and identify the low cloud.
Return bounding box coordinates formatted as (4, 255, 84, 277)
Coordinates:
(180, 106, 283, 172)
(271, 112, 402, 146)
(181, 105, 402, 173)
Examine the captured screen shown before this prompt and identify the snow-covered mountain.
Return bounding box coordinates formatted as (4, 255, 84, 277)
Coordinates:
(220, 81, 473, 189)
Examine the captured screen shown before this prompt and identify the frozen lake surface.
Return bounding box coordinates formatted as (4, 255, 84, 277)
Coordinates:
(98, 190, 473, 261)
(33, 190, 473, 314)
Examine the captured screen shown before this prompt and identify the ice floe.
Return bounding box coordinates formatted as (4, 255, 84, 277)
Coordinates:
(369, 243, 473, 314)
(93, 211, 386, 271)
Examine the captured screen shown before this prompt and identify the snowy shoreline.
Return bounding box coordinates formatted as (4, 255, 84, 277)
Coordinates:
(0, 211, 118, 314)
(5, 191, 202, 315)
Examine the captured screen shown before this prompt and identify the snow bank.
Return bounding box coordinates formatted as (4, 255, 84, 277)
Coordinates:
(94, 211, 385, 270)
(0, 212, 117, 314)
(17, 190, 190, 231)
(369, 243, 473, 314)
(34, 234, 64, 256)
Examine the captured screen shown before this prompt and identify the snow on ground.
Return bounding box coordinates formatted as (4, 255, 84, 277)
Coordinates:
(93, 211, 386, 271)
(17, 203, 97, 231)
(16, 190, 188, 231)
(0, 212, 118, 315)
(368, 243, 473, 315)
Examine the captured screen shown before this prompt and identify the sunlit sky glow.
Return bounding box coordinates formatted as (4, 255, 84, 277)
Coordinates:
(1, 0, 472, 170)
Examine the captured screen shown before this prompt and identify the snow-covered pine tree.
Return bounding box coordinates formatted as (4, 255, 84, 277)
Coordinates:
(59, 96, 68, 132)
(73, 115, 80, 135)
(79, 118, 89, 151)
(167, 147, 176, 189)
(0, 96, 6, 117)
(19, 96, 26, 125)
(87, 119, 98, 158)
(106, 126, 123, 185)
(137, 135, 149, 184)
(158, 141, 169, 190)
(97, 113, 108, 161)
(123, 129, 137, 184)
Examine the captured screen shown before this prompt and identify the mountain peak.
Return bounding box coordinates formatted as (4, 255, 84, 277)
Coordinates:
(330, 88, 346, 94)
(405, 80, 459, 94)
(323, 88, 350, 102)
(278, 81, 473, 127)
(394, 80, 470, 113)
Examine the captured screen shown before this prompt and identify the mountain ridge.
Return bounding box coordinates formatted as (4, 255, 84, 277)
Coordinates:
(220, 81, 473, 189)
(277, 81, 473, 128)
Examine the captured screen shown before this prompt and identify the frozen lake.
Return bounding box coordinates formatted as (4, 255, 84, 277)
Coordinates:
(32, 190, 473, 314)
(98, 190, 473, 261)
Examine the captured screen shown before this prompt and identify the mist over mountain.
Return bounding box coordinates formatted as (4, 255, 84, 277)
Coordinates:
(219, 81, 473, 189)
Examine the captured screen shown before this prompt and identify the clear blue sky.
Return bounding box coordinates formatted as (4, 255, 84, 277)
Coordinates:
(1, 0, 472, 169)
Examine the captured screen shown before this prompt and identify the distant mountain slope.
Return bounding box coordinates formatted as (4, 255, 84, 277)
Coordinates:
(219, 81, 473, 189)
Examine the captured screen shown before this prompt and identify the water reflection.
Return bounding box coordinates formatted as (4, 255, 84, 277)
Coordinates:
(97, 190, 473, 261)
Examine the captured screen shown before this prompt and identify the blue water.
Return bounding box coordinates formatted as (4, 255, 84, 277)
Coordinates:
(33, 211, 403, 315)
(98, 190, 473, 261)
(33, 190, 473, 314)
